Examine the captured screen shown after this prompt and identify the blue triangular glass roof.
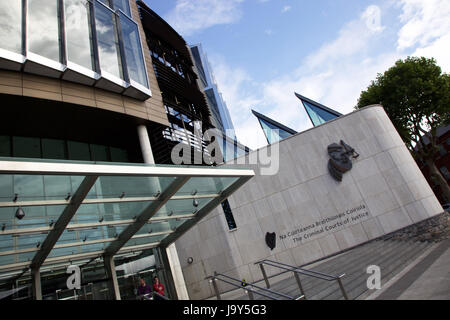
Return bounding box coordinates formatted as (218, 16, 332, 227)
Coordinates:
(295, 93, 342, 127)
(252, 110, 297, 145)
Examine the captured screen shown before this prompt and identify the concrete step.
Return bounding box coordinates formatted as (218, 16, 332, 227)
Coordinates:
(248, 240, 406, 300)
(232, 239, 435, 300)
(311, 240, 415, 300)
(264, 240, 392, 296)
(327, 241, 432, 300)
(356, 241, 435, 299)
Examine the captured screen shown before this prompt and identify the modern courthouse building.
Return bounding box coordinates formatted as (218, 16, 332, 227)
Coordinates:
(0, 0, 445, 300)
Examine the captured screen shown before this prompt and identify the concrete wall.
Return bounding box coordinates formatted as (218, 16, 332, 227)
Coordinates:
(0, 0, 169, 127)
(174, 105, 444, 299)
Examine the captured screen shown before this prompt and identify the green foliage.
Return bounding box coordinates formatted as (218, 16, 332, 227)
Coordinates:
(356, 57, 450, 160)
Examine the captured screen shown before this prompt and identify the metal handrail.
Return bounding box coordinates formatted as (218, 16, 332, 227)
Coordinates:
(140, 292, 170, 301)
(255, 259, 348, 300)
(260, 259, 339, 281)
(206, 272, 304, 301)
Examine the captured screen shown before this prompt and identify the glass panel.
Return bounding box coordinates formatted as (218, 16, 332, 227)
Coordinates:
(258, 118, 293, 144)
(113, 0, 131, 16)
(27, 0, 60, 62)
(120, 13, 148, 87)
(156, 198, 213, 217)
(125, 234, 166, 247)
(14, 175, 44, 198)
(64, 0, 95, 71)
(13, 136, 41, 158)
(176, 177, 237, 196)
(94, 1, 123, 79)
(0, 136, 11, 157)
(67, 141, 91, 161)
(0, 0, 22, 54)
(221, 199, 236, 230)
(90, 144, 109, 162)
(42, 138, 66, 160)
(110, 147, 129, 162)
(303, 101, 339, 127)
(98, 0, 111, 7)
(75, 201, 148, 223)
(0, 176, 13, 200)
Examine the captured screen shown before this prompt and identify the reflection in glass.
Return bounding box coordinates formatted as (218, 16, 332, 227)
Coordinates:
(12, 136, 41, 158)
(42, 138, 66, 160)
(0, 136, 11, 157)
(27, 0, 60, 62)
(0, 0, 22, 54)
(259, 118, 294, 144)
(94, 2, 123, 79)
(113, 0, 132, 16)
(120, 13, 148, 88)
(302, 100, 340, 127)
(64, 0, 95, 71)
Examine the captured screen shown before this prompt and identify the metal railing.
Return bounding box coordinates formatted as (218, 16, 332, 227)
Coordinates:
(206, 271, 304, 301)
(255, 259, 348, 300)
(140, 292, 170, 300)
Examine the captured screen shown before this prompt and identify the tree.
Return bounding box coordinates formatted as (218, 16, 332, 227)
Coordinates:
(356, 56, 450, 202)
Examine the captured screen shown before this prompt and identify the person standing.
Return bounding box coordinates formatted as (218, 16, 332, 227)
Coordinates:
(152, 276, 165, 300)
(137, 278, 152, 299)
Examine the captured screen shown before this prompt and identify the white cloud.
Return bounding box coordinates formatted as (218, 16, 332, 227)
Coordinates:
(208, 55, 265, 149)
(165, 0, 244, 36)
(208, 2, 450, 150)
(281, 6, 291, 13)
(397, 0, 450, 71)
(397, 0, 450, 50)
(264, 29, 274, 36)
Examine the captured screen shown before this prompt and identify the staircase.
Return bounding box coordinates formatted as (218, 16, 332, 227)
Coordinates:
(223, 212, 449, 300)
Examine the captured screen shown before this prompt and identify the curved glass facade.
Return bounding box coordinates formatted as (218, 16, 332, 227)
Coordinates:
(65, 0, 96, 72)
(0, 0, 151, 100)
(0, 1, 22, 55)
(28, 0, 61, 63)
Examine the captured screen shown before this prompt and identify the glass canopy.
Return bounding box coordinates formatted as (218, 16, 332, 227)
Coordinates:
(0, 159, 253, 280)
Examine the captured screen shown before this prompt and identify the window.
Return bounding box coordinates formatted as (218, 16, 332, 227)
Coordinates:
(27, 0, 60, 62)
(94, 1, 124, 79)
(0, 0, 149, 98)
(0, 136, 11, 157)
(64, 0, 95, 71)
(12, 136, 41, 158)
(113, 0, 131, 16)
(439, 145, 447, 157)
(67, 141, 91, 161)
(440, 167, 450, 180)
(258, 118, 294, 145)
(42, 138, 66, 160)
(119, 12, 148, 88)
(0, 1, 22, 54)
(221, 199, 237, 230)
(90, 144, 110, 161)
(302, 100, 339, 126)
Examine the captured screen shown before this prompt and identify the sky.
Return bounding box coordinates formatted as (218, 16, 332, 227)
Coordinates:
(144, 0, 450, 150)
